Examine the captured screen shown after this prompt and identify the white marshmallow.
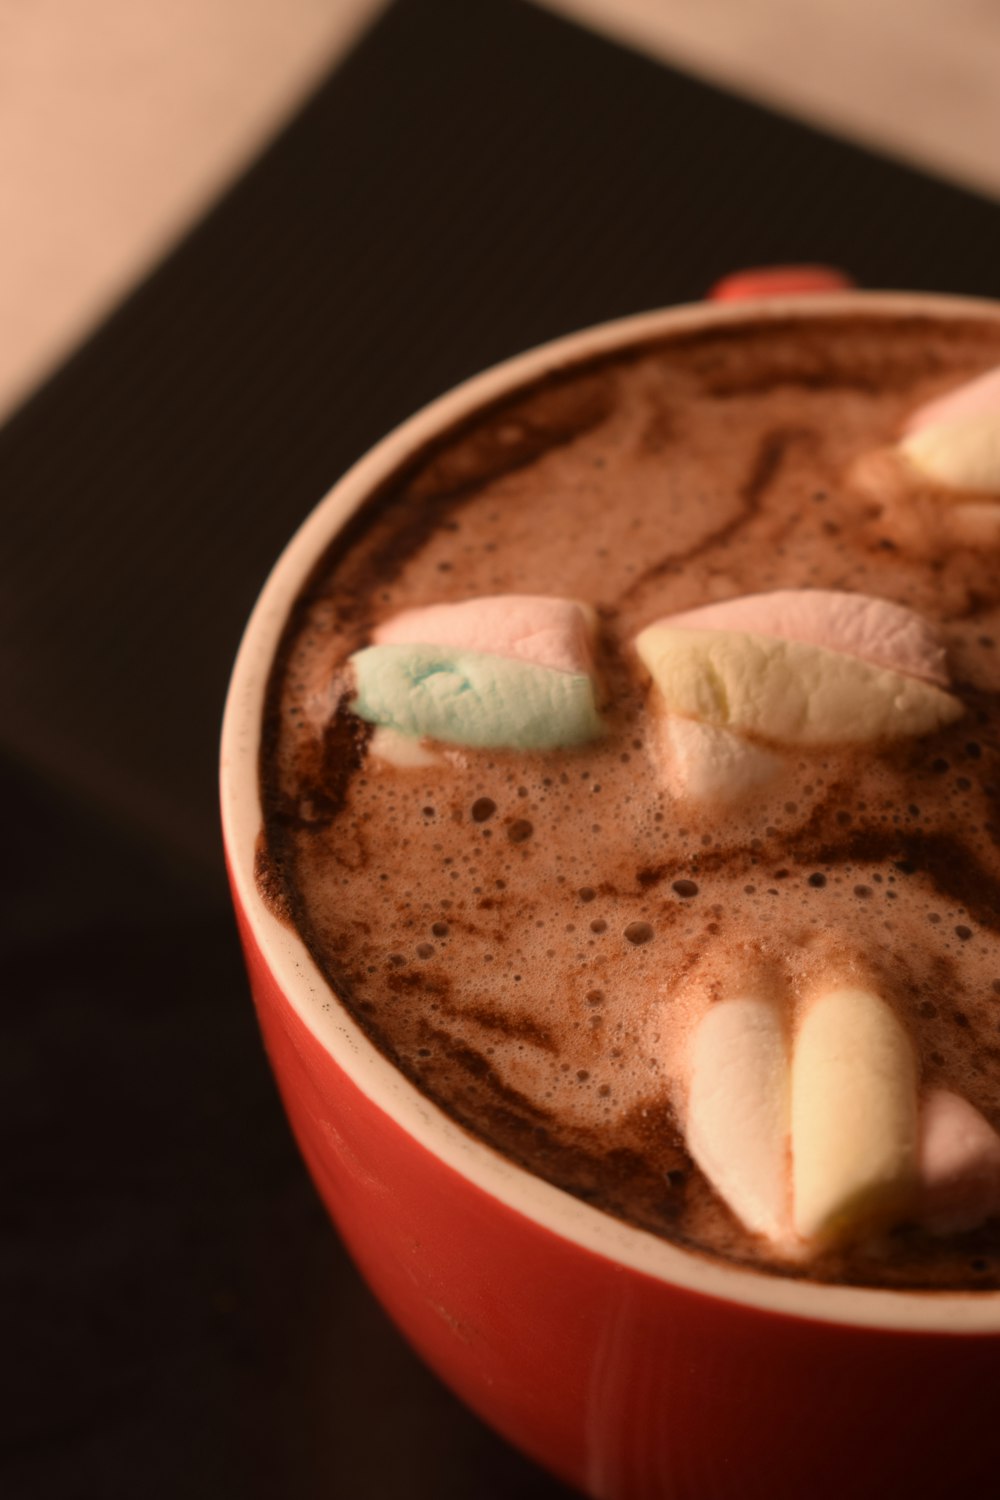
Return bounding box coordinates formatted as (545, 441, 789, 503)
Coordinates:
(369, 727, 442, 768)
(686, 996, 791, 1244)
(917, 1089, 1000, 1235)
(660, 717, 782, 802)
(901, 412, 1000, 496)
(904, 364, 1000, 437)
(791, 987, 918, 1245)
(897, 363, 1000, 494)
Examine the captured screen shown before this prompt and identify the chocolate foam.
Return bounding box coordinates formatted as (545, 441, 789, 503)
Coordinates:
(261, 312, 1000, 1288)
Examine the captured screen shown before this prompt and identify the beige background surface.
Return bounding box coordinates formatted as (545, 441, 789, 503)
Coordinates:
(2, 0, 998, 422)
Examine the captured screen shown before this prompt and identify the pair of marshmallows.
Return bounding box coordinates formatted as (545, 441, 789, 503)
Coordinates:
(686, 986, 1000, 1253)
(635, 589, 962, 801)
(351, 588, 962, 779)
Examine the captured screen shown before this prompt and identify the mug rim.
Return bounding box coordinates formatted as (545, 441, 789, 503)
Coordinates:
(221, 289, 1000, 1334)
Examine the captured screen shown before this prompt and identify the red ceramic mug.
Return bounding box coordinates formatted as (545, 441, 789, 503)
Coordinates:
(221, 287, 1000, 1500)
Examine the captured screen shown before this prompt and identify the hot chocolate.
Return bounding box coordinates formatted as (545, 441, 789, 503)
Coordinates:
(259, 309, 1000, 1289)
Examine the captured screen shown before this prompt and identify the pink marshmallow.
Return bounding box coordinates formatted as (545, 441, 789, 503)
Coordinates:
(372, 595, 596, 676)
(917, 1089, 1000, 1234)
(903, 364, 1000, 437)
(660, 590, 949, 688)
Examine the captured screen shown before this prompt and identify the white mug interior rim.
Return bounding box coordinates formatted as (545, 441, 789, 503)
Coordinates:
(221, 290, 1000, 1334)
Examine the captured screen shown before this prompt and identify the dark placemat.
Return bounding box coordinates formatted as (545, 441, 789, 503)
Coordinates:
(2, 755, 575, 1500)
(5, 1, 1000, 1497)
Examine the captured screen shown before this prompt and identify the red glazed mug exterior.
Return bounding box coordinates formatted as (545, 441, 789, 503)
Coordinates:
(221, 293, 1000, 1500)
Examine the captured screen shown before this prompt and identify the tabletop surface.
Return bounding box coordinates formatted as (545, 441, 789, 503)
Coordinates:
(3, 0, 999, 423)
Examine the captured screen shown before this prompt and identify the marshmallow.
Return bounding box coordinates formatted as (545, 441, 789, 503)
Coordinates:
(660, 717, 781, 801)
(351, 643, 603, 750)
(683, 981, 1000, 1254)
(791, 987, 918, 1245)
(903, 364, 1000, 437)
(368, 727, 443, 768)
(635, 625, 962, 748)
(686, 997, 791, 1244)
(662, 590, 949, 688)
(354, 595, 603, 751)
(898, 364, 1000, 495)
(917, 1088, 1000, 1235)
(901, 413, 1000, 496)
(373, 595, 596, 675)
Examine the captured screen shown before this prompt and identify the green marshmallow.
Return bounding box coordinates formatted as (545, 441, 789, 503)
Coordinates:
(350, 644, 603, 750)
